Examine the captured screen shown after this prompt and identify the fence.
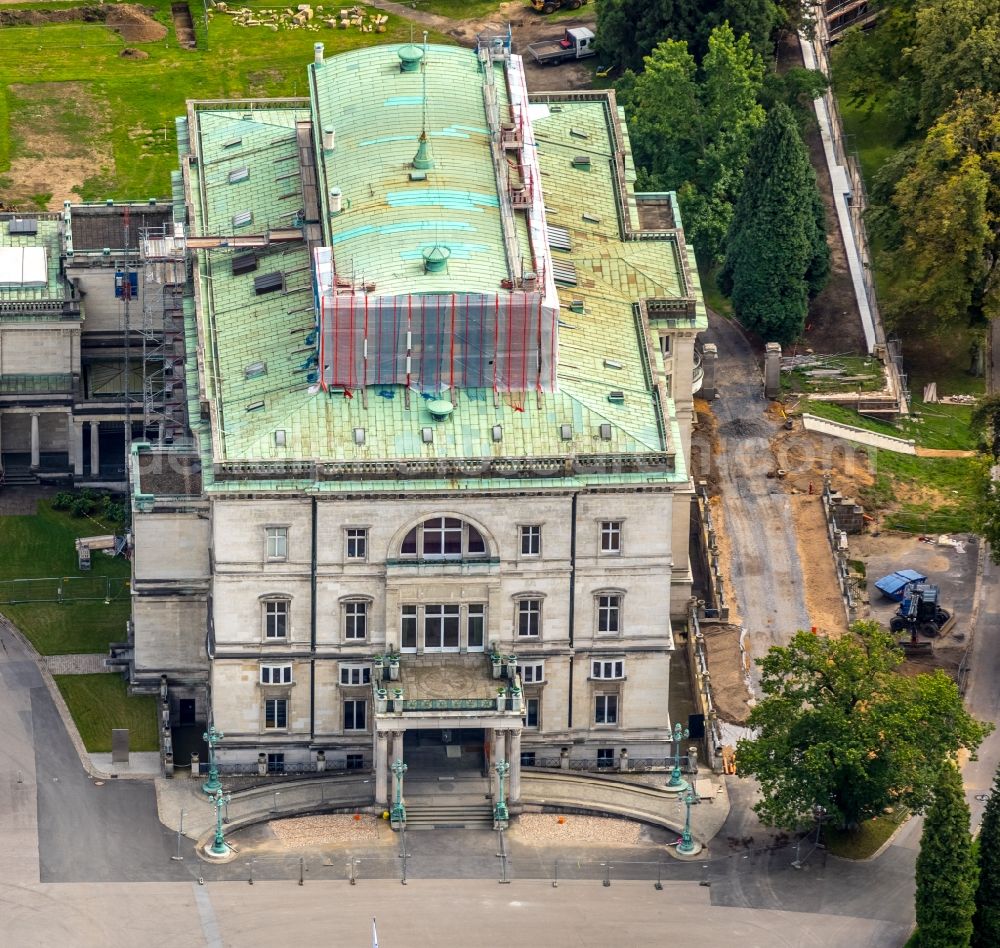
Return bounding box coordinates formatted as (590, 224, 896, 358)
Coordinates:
(685, 609, 727, 771)
(799, 21, 910, 414)
(0, 575, 129, 605)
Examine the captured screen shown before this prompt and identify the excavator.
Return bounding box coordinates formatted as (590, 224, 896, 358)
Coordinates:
(529, 0, 587, 13)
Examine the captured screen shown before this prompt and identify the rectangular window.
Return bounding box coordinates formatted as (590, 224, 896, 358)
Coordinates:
(423, 517, 463, 557)
(424, 604, 460, 651)
(346, 528, 368, 560)
(595, 694, 619, 725)
(267, 752, 285, 773)
(260, 664, 292, 685)
(600, 521, 622, 554)
(340, 664, 371, 686)
(659, 334, 671, 357)
(517, 599, 541, 638)
(597, 747, 615, 767)
(521, 750, 536, 767)
(401, 605, 417, 651)
(344, 699, 367, 731)
(591, 659, 625, 680)
(597, 595, 622, 634)
(264, 697, 288, 729)
(467, 604, 486, 651)
(266, 526, 287, 560)
(344, 601, 368, 640)
(346, 753, 365, 771)
(518, 662, 545, 684)
(525, 697, 540, 729)
(264, 600, 288, 639)
(520, 524, 541, 556)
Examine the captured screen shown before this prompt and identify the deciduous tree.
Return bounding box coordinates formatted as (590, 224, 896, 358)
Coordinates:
(880, 93, 1000, 333)
(915, 764, 977, 948)
(616, 25, 766, 262)
(717, 102, 829, 342)
(736, 622, 992, 830)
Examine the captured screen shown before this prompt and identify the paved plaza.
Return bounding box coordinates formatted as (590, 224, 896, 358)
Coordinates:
(0, 617, 919, 946)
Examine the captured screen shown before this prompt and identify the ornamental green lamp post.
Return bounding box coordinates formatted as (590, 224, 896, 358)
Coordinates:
(209, 787, 232, 856)
(676, 787, 701, 856)
(202, 724, 224, 795)
(666, 721, 690, 790)
(494, 759, 510, 824)
(390, 758, 408, 826)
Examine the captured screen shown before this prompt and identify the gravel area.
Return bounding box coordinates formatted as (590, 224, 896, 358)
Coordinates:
(513, 814, 644, 846)
(269, 814, 380, 847)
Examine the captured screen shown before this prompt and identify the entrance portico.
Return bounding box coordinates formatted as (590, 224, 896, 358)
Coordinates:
(371, 653, 524, 812)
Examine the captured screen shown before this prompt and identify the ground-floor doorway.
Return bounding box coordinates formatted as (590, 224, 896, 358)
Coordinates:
(403, 727, 485, 777)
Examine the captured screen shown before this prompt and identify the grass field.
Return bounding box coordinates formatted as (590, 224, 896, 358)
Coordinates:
(801, 399, 980, 534)
(54, 673, 159, 752)
(0, 501, 131, 654)
(0, 1, 452, 203)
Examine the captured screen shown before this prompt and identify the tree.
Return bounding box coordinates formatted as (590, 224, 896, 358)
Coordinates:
(594, 0, 784, 73)
(879, 92, 1000, 333)
(909, 0, 1000, 129)
(736, 622, 992, 831)
(717, 103, 829, 343)
(915, 764, 977, 948)
(617, 25, 766, 262)
(973, 765, 1000, 947)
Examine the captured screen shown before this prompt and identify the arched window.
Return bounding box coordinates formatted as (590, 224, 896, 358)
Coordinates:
(399, 516, 488, 560)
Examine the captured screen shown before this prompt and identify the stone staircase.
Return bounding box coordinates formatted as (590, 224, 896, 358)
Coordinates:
(404, 801, 495, 830)
(0, 462, 38, 487)
(403, 771, 494, 830)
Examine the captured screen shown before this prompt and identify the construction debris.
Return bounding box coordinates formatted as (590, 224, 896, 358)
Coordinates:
(212, 2, 388, 32)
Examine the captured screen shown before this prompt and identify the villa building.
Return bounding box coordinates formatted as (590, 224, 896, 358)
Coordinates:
(125, 36, 707, 807)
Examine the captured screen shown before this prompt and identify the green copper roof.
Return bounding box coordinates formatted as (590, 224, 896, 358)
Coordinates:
(179, 51, 702, 492)
(310, 44, 510, 295)
(0, 218, 66, 304)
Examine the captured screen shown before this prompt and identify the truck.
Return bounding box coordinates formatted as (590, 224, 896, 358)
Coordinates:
(526, 27, 596, 66)
(529, 0, 587, 12)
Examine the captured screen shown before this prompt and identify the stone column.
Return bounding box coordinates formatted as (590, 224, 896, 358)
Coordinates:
(72, 420, 84, 477)
(374, 732, 389, 806)
(29, 412, 40, 469)
(764, 342, 782, 399)
(700, 342, 718, 400)
(66, 413, 78, 476)
(507, 729, 521, 803)
(0, 411, 4, 476)
(490, 728, 504, 799)
(89, 420, 100, 477)
(390, 730, 405, 767)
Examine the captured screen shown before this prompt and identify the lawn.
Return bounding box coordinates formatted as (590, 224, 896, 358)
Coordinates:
(0, 501, 131, 654)
(54, 674, 159, 752)
(0, 1, 454, 203)
(823, 809, 909, 860)
(800, 400, 980, 535)
(698, 263, 734, 319)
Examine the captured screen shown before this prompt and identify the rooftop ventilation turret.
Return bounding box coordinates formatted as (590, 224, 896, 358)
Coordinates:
(422, 245, 450, 273)
(398, 44, 424, 72)
(412, 131, 434, 170)
(427, 399, 454, 421)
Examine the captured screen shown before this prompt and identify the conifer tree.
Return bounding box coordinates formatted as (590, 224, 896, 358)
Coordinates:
(718, 103, 829, 344)
(973, 765, 1000, 948)
(915, 764, 977, 948)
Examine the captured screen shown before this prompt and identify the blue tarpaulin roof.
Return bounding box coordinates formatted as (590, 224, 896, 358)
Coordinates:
(875, 569, 927, 599)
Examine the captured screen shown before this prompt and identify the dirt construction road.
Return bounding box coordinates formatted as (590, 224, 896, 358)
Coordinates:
(707, 313, 811, 687)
